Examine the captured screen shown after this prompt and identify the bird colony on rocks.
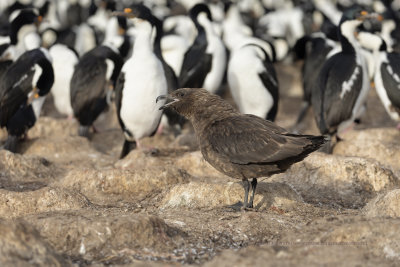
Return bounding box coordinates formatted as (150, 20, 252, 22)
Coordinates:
(0, 0, 400, 266)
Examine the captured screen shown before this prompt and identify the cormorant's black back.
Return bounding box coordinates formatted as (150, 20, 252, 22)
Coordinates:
(70, 46, 122, 126)
(312, 53, 362, 134)
(381, 53, 400, 109)
(0, 49, 51, 127)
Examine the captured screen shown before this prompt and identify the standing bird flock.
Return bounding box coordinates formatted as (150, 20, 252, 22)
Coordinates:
(0, 0, 399, 209)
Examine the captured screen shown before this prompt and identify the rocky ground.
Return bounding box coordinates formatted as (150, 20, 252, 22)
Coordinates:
(1, 62, 400, 266)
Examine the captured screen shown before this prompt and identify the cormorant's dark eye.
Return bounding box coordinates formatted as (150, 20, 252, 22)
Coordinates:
(179, 92, 185, 97)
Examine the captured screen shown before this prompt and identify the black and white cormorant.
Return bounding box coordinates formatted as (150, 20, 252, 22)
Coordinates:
(179, 3, 226, 94)
(113, 7, 167, 158)
(0, 7, 42, 80)
(293, 32, 337, 128)
(8, 8, 42, 58)
(311, 8, 371, 142)
(358, 32, 400, 126)
(126, 4, 183, 127)
(0, 48, 54, 152)
(227, 43, 279, 121)
(70, 44, 123, 138)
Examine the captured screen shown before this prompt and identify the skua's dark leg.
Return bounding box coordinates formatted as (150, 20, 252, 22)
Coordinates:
(248, 178, 258, 208)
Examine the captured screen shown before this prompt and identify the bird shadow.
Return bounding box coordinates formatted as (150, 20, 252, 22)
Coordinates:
(254, 181, 302, 210)
(16, 137, 38, 154)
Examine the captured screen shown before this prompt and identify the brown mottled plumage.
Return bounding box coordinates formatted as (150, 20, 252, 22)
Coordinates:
(157, 88, 326, 209)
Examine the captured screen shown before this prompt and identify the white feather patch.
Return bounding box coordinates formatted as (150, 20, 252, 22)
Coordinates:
(32, 64, 43, 89)
(105, 58, 114, 81)
(13, 73, 29, 89)
(340, 66, 359, 99)
(50, 44, 78, 116)
(386, 65, 400, 85)
(31, 96, 46, 119)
